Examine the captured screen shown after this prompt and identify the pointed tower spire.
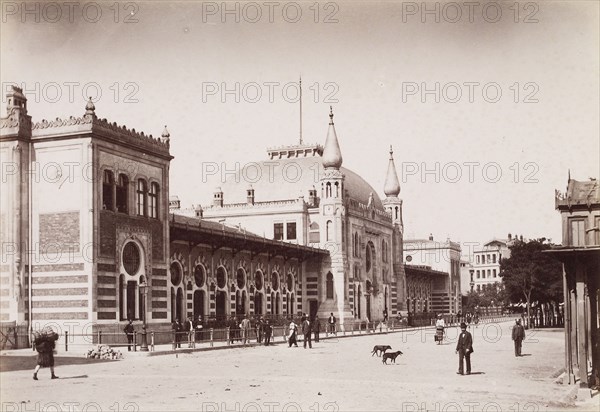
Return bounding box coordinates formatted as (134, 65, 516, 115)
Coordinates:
(322, 106, 343, 169)
(384, 145, 401, 197)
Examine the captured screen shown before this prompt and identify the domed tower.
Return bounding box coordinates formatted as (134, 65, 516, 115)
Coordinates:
(319, 107, 350, 322)
(382, 146, 407, 313)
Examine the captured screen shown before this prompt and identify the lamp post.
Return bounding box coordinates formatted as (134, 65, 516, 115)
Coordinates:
(139, 282, 149, 352)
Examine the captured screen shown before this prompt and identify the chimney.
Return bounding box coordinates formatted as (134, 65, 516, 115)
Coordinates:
(308, 186, 318, 206)
(508, 233, 512, 241)
(246, 185, 255, 205)
(213, 187, 223, 207)
(195, 204, 204, 218)
(519, 235, 523, 242)
(169, 195, 181, 211)
(429, 233, 433, 241)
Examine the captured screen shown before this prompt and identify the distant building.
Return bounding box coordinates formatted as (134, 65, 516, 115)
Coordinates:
(471, 237, 517, 292)
(403, 235, 461, 314)
(459, 259, 473, 295)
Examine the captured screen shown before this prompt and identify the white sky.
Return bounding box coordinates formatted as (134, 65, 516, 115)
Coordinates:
(2, 1, 598, 255)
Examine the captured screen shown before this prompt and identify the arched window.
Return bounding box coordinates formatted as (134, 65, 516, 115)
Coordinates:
(254, 270, 263, 290)
(170, 262, 182, 286)
(395, 206, 399, 220)
(326, 220, 333, 241)
(216, 266, 227, 289)
(116, 174, 128, 213)
(271, 272, 279, 291)
(325, 182, 332, 198)
(326, 272, 334, 299)
(236, 268, 246, 289)
(137, 179, 147, 216)
(309, 222, 320, 243)
(102, 170, 114, 211)
(194, 265, 206, 288)
(334, 181, 339, 197)
(149, 182, 159, 218)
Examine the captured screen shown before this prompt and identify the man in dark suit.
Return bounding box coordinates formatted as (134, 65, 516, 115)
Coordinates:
(263, 320, 272, 346)
(313, 316, 321, 343)
(123, 319, 134, 351)
(512, 319, 526, 356)
(328, 313, 337, 335)
(302, 315, 312, 349)
(455, 322, 473, 375)
(172, 319, 182, 348)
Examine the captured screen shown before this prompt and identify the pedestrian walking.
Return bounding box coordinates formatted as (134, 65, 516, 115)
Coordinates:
(288, 319, 298, 347)
(302, 316, 312, 349)
(194, 315, 203, 342)
(383, 308, 388, 323)
(263, 320, 272, 346)
(240, 315, 251, 345)
(172, 319, 182, 348)
(455, 322, 473, 375)
(33, 329, 59, 380)
(512, 318, 526, 356)
(184, 317, 194, 347)
(435, 314, 445, 345)
(228, 316, 238, 344)
(256, 317, 264, 343)
(313, 316, 321, 343)
(123, 319, 134, 351)
(328, 312, 337, 335)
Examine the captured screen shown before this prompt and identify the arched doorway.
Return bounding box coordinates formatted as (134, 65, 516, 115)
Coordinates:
(215, 266, 228, 319)
(176, 288, 184, 321)
(365, 280, 372, 321)
(254, 270, 264, 315)
(254, 292, 263, 315)
(357, 284, 362, 319)
(384, 287, 388, 313)
(193, 290, 205, 320)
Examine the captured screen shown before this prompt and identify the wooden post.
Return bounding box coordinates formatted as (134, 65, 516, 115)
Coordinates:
(576, 264, 589, 387)
(562, 264, 572, 384)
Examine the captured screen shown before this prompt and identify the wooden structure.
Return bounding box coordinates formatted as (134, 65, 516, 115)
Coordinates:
(549, 177, 600, 388)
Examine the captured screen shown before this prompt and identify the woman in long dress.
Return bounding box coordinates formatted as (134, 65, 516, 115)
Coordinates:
(435, 314, 445, 345)
(288, 319, 298, 347)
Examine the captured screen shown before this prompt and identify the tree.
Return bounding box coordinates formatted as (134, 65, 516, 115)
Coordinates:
(499, 238, 563, 327)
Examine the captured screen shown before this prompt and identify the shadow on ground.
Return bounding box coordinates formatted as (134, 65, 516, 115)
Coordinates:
(0, 355, 114, 372)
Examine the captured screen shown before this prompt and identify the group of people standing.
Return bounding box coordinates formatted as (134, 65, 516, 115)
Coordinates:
(170, 316, 205, 348)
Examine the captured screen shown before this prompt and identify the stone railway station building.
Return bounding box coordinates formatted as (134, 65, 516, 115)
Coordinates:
(0, 86, 457, 347)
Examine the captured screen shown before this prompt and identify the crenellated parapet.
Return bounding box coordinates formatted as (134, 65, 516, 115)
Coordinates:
(0, 107, 32, 130)
(347, 198, 393, 223)
(27, 97, 171, 157)
(204, 197, 304, 210)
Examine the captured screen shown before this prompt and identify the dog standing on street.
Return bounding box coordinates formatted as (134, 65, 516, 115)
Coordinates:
(371, 345, 392, 357)
(382, 350, 403, 364)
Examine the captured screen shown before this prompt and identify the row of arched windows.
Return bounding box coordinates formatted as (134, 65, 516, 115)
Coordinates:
(323, 181, 342, 198)
(102, 170, 159, 219)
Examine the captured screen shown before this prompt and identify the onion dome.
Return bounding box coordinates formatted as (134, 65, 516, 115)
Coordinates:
(383, 146, 401, 197)
(322, 106, 343, 169)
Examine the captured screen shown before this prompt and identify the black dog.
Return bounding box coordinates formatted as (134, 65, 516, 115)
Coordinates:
(371, 345, 392, 357)
(382, 350, 403, 364)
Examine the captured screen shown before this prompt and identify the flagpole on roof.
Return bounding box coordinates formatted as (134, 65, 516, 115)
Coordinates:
(299, 75, 303, 145)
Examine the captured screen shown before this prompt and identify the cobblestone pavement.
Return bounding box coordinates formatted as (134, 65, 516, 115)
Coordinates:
(1, 321, 597, 411)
